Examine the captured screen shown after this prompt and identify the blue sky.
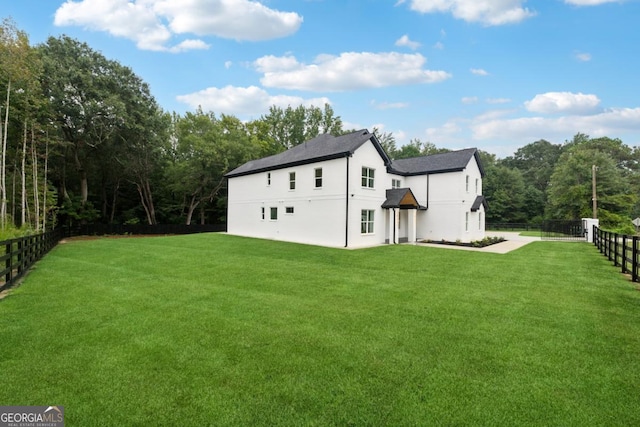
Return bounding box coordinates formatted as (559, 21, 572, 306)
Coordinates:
(4, 0, 640, 157)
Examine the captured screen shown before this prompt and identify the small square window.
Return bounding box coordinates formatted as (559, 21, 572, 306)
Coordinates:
(392, 179, 401, 189)
(285, 206, 294, 214)
(314, 168, 323, 188)
(270, 207, 278, 221)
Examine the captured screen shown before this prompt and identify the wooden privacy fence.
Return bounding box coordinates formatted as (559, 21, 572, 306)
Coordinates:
(0, 229, 65, 293)
(593, 226, 640, 282)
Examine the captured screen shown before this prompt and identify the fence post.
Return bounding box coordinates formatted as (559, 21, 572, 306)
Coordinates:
(622, 235, 628, 273)
(614, 232, 619, 266)
(632, 236, 638, 282)
(5, 241, 12, 286)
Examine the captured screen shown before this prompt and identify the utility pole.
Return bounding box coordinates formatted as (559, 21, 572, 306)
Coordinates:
(592, 164, 598, 219)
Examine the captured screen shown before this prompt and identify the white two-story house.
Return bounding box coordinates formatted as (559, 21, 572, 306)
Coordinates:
(225, 129, 486, 248)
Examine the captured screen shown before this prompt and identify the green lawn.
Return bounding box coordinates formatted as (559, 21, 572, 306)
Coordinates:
(1, 234, 639, 426)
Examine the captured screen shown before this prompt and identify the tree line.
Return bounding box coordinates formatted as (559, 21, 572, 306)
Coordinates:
(1, 18, 638, 235)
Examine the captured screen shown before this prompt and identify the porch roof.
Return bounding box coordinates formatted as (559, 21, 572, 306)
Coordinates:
(471, 195, 488, 212)
(382, 188, 427, 210)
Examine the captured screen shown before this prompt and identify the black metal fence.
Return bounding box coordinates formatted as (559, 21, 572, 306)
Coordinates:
(69, 223, 226, 236)
(487, 223, 541, 231)
(541, 220, 586, 241)
(593, 226, 640, 282)
(0, 228, 65, 293)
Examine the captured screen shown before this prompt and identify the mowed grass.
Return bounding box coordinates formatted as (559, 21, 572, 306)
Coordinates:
(1, 234, 639, 426)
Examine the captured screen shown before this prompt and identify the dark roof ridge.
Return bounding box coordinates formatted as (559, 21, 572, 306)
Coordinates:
(225, 129, 388, 178)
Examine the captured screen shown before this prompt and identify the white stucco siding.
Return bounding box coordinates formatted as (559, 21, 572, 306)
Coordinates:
(410, 156, 485, 243)
(226, 157, 349, 247)
(346, 140, 389, 247)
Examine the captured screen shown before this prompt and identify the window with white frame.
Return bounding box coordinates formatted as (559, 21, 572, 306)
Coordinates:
(361, 210, 375, 234)
(466, 175, 470, 192)
(362, 167, 375, 188)
(261, 207, 265, 220)
(314, 168, 323, 188)
(267, 172, 271, 186)
(289, 172, 296, 190)
(270, 207, 278, 220)
(465, 212, 469, 231)
(392, 178, 401, 189)
(475, 178, 479, 194)
(285, 206, 294, 214)
(478, 212, 482, 230)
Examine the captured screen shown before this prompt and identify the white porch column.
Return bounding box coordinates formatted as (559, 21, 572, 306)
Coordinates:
(408, 209, 417, 243)
(387, 209, 396, 244)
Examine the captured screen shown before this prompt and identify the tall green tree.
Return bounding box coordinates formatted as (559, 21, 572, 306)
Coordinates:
(547, 141, 637, 231)
(167, 110, 259, 225)
(259, 104, 343, 150)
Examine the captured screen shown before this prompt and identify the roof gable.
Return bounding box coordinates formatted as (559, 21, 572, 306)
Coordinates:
(381, 188, 425, 209)
(389, 148, 485, 177)
(225, 129, 390, 178)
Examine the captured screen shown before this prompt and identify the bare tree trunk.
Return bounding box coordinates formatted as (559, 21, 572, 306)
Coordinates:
(42, 135, 48, 232)
(21, 120, 26, 227)
(136, 178, 157, 225)
(31, 124, 40, 231)
(74, 147, 88, 204)
(185, 194, 199, 226)
(110, 179, 119, 224)
(1, 81, 10, 229)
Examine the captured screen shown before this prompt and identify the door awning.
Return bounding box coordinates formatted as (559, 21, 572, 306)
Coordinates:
(382, 188, 426, 210)
(471, 195, 488, 212)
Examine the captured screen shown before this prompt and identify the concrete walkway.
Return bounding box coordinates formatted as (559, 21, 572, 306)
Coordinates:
(415, 231, 541, 254)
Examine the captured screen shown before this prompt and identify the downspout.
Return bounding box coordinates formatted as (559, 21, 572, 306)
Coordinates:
(426, 174, 430, 209)
(345, 156, 350, 248)
(393, 208, 397, 244)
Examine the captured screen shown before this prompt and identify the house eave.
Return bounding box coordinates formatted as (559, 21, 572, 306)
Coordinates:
(225, 152, 352, 178)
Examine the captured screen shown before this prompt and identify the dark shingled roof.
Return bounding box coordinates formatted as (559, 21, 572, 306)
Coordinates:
(381, 188, 426, 209)
(471, 195, 488, 212)
(225, 129, 389, 178)
(389, 148, 485, 177)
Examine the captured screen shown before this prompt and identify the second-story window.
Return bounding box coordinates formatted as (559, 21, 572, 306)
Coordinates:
(466, 175, 470, 192)
(289, 171, 296, 190)
(362, 167, 375, 188)
(315, 168, 323, 188)
(267, 172, 271, 186)
(392, 179, 401, 189)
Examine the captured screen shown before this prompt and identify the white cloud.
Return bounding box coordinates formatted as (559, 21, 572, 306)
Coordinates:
(471, 108, 640, 142)
(470, 68, 489, 76)
(255, 52, 451, 92)
(486, 98, 511, 104)
(224, 61, 232, 69)
(461, 96, 478, 104)
(433, 41, 445, 50)
(565, 0, 619, 5)
(54, 0, 302, 51)
(371, 100, 410, 110)
(395, 34, 421, 50)
(168, 39, 210, 53)
(524, 92, 601, 114)
(176, 85, 330, 115)
(406, 0, 536, 26)
(575, 52, 592, 62)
